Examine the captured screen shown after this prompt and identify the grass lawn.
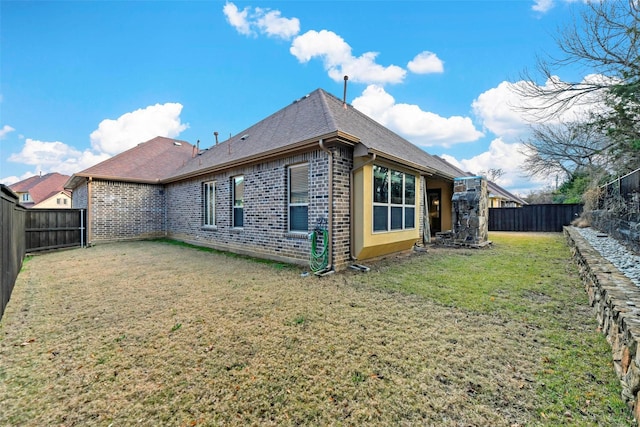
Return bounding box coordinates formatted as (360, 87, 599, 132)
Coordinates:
(0, 232, 634, 426)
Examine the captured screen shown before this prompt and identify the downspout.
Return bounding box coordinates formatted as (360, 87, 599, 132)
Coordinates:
(318, 139, 333, 270)
(349, 152, 376, 260)
(87, 177, 93, 246)
(422, 174, 431, 245)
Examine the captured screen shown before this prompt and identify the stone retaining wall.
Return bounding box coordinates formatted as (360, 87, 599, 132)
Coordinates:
(565, 226, 640, 420)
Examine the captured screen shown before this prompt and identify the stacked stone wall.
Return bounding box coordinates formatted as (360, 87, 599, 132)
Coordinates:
(90, 180, 166, 242)
(565, 226, 640, 420)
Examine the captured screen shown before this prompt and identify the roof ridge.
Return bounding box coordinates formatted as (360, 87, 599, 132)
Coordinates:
(316, 89, 340, 132)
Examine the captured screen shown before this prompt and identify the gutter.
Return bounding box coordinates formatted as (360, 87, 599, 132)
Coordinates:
(165, 131, 359, 184)
(318, 139, 333, 271)
(87, 177, 93, 246)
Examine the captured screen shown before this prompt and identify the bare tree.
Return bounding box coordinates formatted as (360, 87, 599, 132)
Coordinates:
(516, 0, 639, 119)
(478, 168, 505, 182)
(520, 120, 612, 181)
(516, 0, 640, 177)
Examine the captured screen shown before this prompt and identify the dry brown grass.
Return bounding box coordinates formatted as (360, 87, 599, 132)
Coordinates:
(0, 238, 629, 426)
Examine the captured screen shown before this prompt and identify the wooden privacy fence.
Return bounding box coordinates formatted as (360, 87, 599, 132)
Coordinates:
(489, 204, 583, 232)
(26, 209, 86, 252)
(1, 185, 26, 321)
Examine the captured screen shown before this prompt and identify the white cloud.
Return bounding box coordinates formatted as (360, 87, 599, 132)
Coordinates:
(0, 171, 33, 186)
(0, 124, 15, 139)
(256, 8, 300, 39)
(223, 2, 300, 40)
(223, 3, 252, 36)
(353, 85, 484, 146)
(5, 102, 187, 179)
(290, 30, 406, 84)
(471, 81, 534, 139)
(532, 0, 554, 13)
(407, 51, 444, 74)
(441, 138, 553, 194)
(7, 138, 110, 176)
(89, 103, 188, 155)
(472, 75, 609, 140)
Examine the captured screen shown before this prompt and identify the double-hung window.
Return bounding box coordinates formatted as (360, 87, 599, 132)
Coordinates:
(203, 181, 216, 227)
(233, 175, 244, 228)
(373, 165, 416, 232)
(288, 163, 309, 232)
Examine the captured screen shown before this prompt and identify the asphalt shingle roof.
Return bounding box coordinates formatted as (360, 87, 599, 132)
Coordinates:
(9, 172, 70, 206)
(166, 89, 458, 181)
(69, 136, 195, 185)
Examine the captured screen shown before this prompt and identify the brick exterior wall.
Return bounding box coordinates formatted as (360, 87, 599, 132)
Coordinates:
(166, 147, 354, 269)
(90, 180, 166, 242)
(331, 146, 353, 268)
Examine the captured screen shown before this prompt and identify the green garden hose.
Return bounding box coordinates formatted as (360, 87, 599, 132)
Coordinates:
(309, 228, 329, 273)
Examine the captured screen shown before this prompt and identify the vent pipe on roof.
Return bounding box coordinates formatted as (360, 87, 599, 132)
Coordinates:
(193, 140, 199, 158)
(214, 132, 219, 145)
(343, 75, 348, 109)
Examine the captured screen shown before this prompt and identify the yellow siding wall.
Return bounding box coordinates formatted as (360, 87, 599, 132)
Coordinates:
(426, 178, 453, 232)
(35, 193, 72, 209)
(353, 161, 421, 261)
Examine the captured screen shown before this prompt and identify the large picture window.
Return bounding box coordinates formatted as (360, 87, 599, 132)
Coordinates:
(233, 175, 244, 228)
(203, 181, 216, 227)
(373, 165, 416, 232)
(288, 163, 309, 232)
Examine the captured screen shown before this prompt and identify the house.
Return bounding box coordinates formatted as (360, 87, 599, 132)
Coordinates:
(65, 136, 196, 241)
(430, 156, 527, 208)
(9, 173, 72, 209)
(486, 185, 527, 208)
(67, 88, 478, 270)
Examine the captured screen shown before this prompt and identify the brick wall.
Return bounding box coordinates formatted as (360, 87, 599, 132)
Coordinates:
(331, 146, 353, 269)
(90, 180, 166, 242)
(166, 147, 353, 269)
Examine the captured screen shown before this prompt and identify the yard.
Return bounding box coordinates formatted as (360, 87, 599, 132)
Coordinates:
(0, 233, 634, 426)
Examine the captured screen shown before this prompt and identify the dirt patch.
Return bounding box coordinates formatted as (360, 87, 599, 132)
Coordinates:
(0, 240, 627, 426)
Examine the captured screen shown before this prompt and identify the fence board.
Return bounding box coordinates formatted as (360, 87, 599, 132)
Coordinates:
(489, 204, 583, 232)
(1, 185, 26, 321)
(25, 209, 86, 252)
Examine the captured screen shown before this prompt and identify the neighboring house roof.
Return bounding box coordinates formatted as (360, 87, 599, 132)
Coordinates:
(431, 155, 528, 205)
(9, 172, 71, 207)
(66, 136, 195, 188)
(166, 89, 457, 182)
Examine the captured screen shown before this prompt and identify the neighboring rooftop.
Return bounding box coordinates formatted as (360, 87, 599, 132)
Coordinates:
(431, 155, 528, 206)
(66, 136, 195, 188)
(9, 172, 71, 207)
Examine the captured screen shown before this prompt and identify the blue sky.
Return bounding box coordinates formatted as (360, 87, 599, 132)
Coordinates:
(1, 0, 596, 194)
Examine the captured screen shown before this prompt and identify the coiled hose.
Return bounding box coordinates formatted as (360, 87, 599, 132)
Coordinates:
(309, 228, 329, 273)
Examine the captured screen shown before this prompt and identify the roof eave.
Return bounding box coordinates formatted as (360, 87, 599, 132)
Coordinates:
(66, 173, 162, 187)
(164, 131, 359, 183)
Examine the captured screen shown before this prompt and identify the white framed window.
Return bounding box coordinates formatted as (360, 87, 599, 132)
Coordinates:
(232, 175, 244, 228)
(288, 163, 309, 232)
(203, 181, 216, 227)
(372, 165, 416, 232)
(57, 198, 62, 205)
(21, 193, 30, 202)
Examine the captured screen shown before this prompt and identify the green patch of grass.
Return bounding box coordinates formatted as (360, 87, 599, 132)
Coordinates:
(154, 238, 292, 270)
(362, 233, 578, 318)
(170, 322, 182, 332)
(351, 371, 366, 384)
(19, 255, 33, 272)
(355, 232, 634, 426)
